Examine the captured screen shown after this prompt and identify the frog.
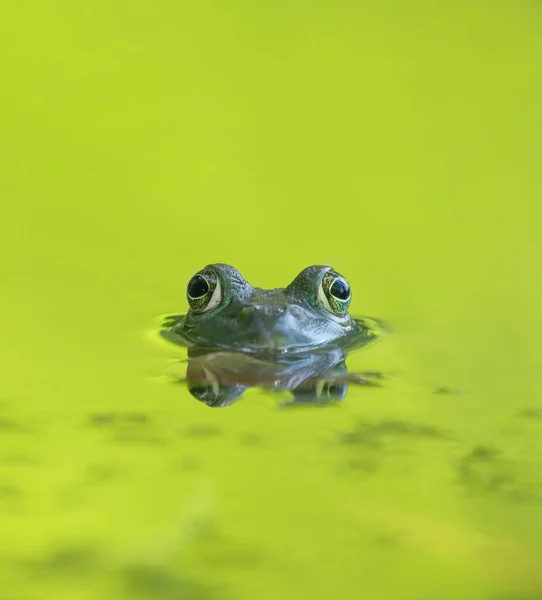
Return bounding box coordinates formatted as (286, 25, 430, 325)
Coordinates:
(160, 264, 384, 407)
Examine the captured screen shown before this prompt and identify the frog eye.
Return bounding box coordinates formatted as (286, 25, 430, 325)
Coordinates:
(318, 270, 351, 316)
(186, 268, 222, 314)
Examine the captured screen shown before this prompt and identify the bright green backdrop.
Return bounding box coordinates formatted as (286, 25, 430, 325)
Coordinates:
(1, 1, 542, 599)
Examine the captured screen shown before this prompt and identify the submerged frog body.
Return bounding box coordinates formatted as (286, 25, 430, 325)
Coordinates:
(161, 264, 384, 406)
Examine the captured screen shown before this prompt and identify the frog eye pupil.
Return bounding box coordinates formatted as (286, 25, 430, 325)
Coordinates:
(318, 270, 352, 316)
(186, 268, 222, 314)
(187, 275, 209, 299)
(330, 278, 350, 301)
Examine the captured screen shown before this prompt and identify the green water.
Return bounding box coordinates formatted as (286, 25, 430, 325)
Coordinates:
(1, 1, 542, 598)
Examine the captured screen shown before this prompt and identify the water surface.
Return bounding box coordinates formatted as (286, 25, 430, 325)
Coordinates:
(1, 1, 542, 599)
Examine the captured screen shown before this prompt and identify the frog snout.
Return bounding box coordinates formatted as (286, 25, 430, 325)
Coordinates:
(248, 304, 301, 323)
(240, 305, 304, 346)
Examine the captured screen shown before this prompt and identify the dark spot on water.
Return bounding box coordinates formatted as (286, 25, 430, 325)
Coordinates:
(87, 413, 151, 428)
(86, 413, 166, 445)
(200, 545, 265, 569)
(433, 386, 464, 396)
(87, 413, 116, 427)
(336, 421, 448, 476)
(24, 546, 101, 576)
(0, 418, 31, 433)
(457, 445, 540, 502)
(468, 445, 499, 461)
(373, 533, 400, 548)
(124, 565, 220, 600)
(238, 432, 263, 446)
(493, 593, 542, 600)
(516, 407, 542, 419)
(0, 454, 37, 466)
(185, 425, 222, 437)
(339, 420, 446, 447)
(171, 456, 202, 471)
(344, 458, 378, 472)
(0, 484, 21, 500)
(114, 434, 167, 446)
(458, 446, 513, 493)
(85, 463, 120, 483)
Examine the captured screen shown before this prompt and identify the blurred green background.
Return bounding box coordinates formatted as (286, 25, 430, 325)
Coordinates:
(1, 1, 542, 598)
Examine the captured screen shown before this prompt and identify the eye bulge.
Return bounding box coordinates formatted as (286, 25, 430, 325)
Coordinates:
(186, 265, 352, 317)
(186, 268, 222, 314)
(318, 270, 352, 315)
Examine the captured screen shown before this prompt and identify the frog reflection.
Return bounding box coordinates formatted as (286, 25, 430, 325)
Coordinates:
(161, 263, 384, 406)
(175, 346, 382, 407)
